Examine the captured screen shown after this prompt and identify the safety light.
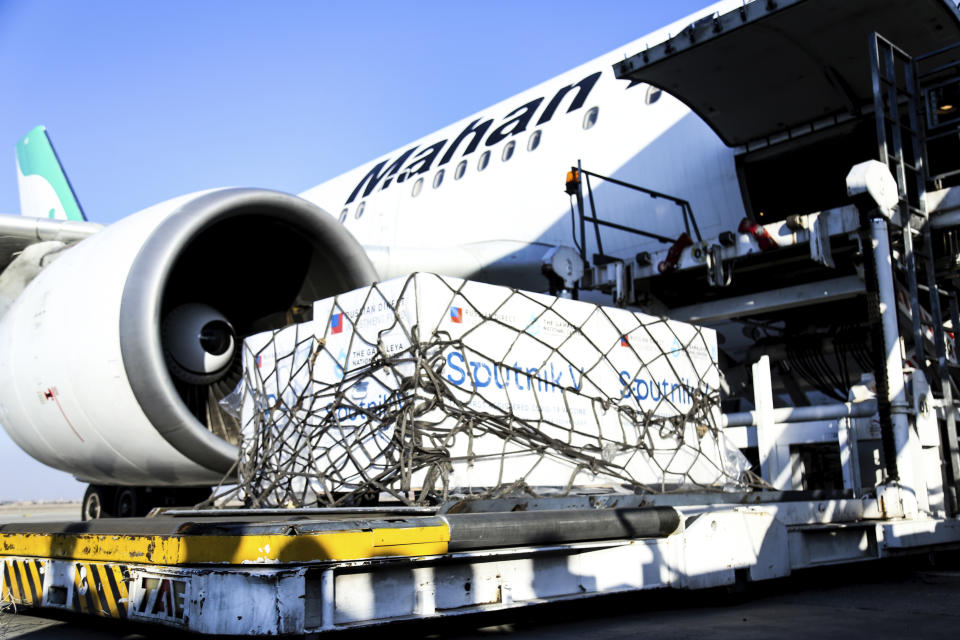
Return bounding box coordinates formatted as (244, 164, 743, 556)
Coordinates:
(565, 170, 580, 195)
(933, 82, 960, 120)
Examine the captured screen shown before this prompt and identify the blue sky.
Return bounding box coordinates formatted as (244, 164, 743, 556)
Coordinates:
(0, 1, 710, 501)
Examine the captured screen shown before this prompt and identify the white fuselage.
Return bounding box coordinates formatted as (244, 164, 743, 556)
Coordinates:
(301, 0, 746, 290)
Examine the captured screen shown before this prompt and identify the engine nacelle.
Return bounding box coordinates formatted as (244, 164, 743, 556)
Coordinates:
(0, 188, 376, 485)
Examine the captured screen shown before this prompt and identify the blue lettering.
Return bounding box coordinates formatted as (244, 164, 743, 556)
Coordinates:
(619, 370, 633, 397)
(446, 352, 466, 386)
(527, 367, 541, 391)
(494, 365, 508, 389)
(549, 363, 563, 389)
(513, 363, 525, 390)
(471, 362, 492, 388)
(568, 365, 584, 391)
(636, 379, 649, 400)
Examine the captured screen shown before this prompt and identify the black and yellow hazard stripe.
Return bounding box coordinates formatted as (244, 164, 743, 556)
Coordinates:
(1, 558, 43, 606)
(71, 562, 129, 619)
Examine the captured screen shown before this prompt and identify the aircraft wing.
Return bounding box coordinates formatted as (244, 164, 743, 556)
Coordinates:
(0, 213, 102, 272)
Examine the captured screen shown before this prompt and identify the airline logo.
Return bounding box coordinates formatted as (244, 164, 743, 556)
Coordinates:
(331, 313, 344, 334)
(450, 307, 463, 323)
(345, 71, 603, 204)
(620, 335, 630, 347)
(256, 355, 263, 368)
(16, 125, 87, 221)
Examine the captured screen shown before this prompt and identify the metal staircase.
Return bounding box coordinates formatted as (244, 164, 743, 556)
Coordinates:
(870, 32, 960, 513)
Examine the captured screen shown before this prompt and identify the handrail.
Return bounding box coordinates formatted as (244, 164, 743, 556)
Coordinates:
(567, 161, 702, 265)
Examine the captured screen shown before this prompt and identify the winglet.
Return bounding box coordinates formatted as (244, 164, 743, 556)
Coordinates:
(15, 126, 86, 221)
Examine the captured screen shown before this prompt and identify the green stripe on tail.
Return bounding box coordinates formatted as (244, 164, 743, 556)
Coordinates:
(15, 125, 86, 221)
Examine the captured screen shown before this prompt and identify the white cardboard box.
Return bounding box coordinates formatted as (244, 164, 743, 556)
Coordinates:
(241, 273, 735, 502)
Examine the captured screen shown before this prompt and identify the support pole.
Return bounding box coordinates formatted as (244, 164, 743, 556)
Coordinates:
(320, 568, 335, 631)
(722, 400, 877, 427)
(576, 161, 586, 264)
(754, 355, 789, 490)
(870, 218, 919, 517)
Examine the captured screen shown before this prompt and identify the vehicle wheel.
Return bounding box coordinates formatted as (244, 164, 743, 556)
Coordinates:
(114, 487, 140, 518)
(81, 485, 114, 520)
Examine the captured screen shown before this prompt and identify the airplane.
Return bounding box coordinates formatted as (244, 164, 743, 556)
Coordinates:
(1, 0, 959, 519)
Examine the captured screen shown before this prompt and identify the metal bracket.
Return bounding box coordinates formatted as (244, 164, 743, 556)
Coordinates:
(690, 241, 709, 264)
(810, 211, 836, 268)
(614, 260, 633, 308)
(706, 244, 732, 287)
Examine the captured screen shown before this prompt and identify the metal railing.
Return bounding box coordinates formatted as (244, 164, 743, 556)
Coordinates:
(566, 160, 702, 265)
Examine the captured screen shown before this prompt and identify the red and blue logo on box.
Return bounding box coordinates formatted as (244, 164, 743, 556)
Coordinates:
(450, 307, 462, 323)
(331, 313, 344, 334)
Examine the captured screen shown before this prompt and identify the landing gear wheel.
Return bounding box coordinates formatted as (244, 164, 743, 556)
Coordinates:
(114, 488, 140, 518)
(81, 485, 115, 520)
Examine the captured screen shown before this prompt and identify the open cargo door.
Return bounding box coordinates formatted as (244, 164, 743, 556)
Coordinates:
(614, 0, 960, 148)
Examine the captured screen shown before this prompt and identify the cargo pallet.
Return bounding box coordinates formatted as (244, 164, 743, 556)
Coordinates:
(3, 493, 958, 635)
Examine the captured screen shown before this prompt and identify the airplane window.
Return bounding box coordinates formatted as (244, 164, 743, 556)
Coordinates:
(583, 106, 599, 130)
(412, 177, 424, 197)
(527, 130, 541, 152)
(478, 150, 490, 171)
(433, 169, 444, 189)
(355, 201, 366, 219)
(645, 86, 662, 105)
(339, 208, 348, 223)
(455, 159, 467, 180)
(502, 140, 516, 162)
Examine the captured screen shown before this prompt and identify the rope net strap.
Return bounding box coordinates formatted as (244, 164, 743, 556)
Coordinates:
(217, 273, 749, 508)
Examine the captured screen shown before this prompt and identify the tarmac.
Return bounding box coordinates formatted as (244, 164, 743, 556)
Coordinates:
(0, 501, 82, 524)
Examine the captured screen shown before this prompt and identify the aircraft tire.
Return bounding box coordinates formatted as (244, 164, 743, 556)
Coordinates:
(81, 485, 115, 520)
(114, 487, 141, 518)
(82, 485, 213, 519)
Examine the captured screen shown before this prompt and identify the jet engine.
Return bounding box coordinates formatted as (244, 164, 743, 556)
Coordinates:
(0, 188, 377, 511)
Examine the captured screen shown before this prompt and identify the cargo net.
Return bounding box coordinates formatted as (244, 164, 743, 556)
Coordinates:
(216, 274, 749, 508)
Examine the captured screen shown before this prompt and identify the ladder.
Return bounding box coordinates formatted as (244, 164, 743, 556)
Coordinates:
(870, 32, 960, 513)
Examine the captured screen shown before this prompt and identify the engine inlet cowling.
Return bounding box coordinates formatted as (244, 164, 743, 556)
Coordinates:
(120, 188, 378, 474)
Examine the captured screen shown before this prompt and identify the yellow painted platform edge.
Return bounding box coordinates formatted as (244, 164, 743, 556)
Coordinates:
(0, 525, 450, 566)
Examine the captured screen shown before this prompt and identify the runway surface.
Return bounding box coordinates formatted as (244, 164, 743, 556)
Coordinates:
(0, 501, 81, 524)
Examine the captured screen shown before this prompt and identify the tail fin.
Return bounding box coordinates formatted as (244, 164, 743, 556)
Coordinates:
(15, 126, 86, 221)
